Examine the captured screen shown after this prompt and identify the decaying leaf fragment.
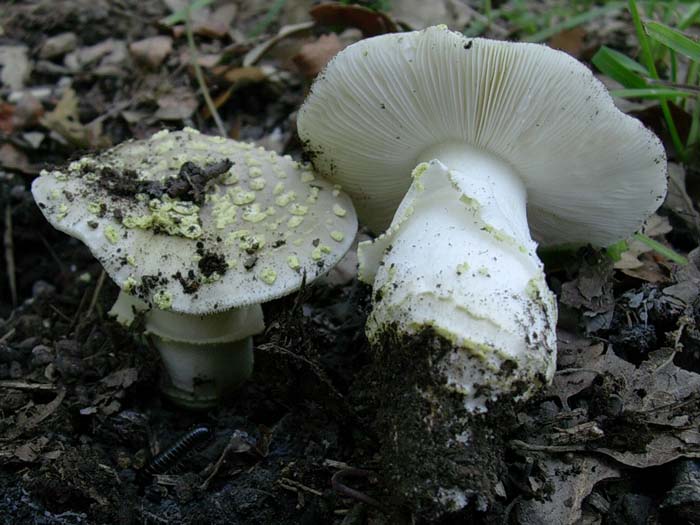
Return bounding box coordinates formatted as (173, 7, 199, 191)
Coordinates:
(516, 456, 620, 525)
(40, 88, 107, 149)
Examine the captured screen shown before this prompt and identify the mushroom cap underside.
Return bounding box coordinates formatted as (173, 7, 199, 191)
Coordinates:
(297, 25, 667, 246)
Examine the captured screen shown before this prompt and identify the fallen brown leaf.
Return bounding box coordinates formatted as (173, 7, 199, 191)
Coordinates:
(0, 45, 31, 90)
(243, 21, 315, 67)
(155, 87, 198, 121)
(40, 88, 101, 148)
(310, 2, 397, 37)
(39, 32, 78, 60)
(0, 103, 14, 134)
(666, 162, 700, 241)
(516, 456, 620, 525)
(194, 3, 238, 38)
(293, 33, 345, 78)
(0, 143, 34, 174)
(12, 93, 44, 130)
(549, 27, 587, 58)
(129, 36, 173, 69)
(212, 65, 267, 85)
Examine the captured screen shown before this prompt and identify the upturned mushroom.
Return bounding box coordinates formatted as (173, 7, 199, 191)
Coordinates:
(298, 25, 666, 513)
(32, 128, 357, 408)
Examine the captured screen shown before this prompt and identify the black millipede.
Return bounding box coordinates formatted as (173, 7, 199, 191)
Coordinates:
(143, 425, 214, 476)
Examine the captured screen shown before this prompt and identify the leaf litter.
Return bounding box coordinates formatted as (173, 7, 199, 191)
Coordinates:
(0, 1, 699, 523)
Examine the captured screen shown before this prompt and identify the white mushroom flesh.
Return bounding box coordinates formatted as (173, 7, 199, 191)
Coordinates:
(359, 157, 556, 412)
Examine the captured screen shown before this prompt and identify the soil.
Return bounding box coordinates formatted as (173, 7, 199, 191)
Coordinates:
(2, 1, 700, 524)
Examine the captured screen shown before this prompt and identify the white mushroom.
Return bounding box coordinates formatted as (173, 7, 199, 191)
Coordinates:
(298, 25, 667, 411)
(32, 128, 357, 408)
(297, 26, 667, 515)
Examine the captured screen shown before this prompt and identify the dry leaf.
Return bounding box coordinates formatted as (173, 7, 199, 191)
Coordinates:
(40, 88, 98, 148)
(0, 103, 14, 134)
(14, 93, 44, 129)
(516, 456, 620, 525)
(390, 0, 454, 29)
(664, 247, 700, 307)
(243, 21, 315, 67)
(39, 32, 78, 60)
(101, 368, 138, 389)
(310, 2, 397, 37)
(0, 143, 34, 174)
(666, 162, 700, 239)
(549, 27, 587, 58)
(64, 39, 120, 71)
(615, 215, 675, 282)
(155, 87, 198, 120)
(213, 65, 267, 85)
(293, 33, 345, 78)
(13, 436, 50, 463)
(194, 4, 238, 38)
(0, 45, 31, 90)
(560, 255, 615, 332)
(129, 36, 173, 69)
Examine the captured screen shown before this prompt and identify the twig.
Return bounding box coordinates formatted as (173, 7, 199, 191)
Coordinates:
(185, 3, 226, 137)
(279, 477, 324, 497)
(200, 430, 253, 490)
(86, 270, 106, 318)
(4, 204, 17, 307)
(68, 287, 90, 333)
(0, 380, 56, 391)
(39, 234, 65, 274)
(331, 468, 384, 510)
(555, 367, 602, 375)
(501, 495, 522, 525)
(0, 328, 15, 344)
(509, 439, 585, 453)
(49, 304, 71, 322)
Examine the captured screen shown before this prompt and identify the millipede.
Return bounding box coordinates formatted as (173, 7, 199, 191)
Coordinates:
(144, 425, 214, 476)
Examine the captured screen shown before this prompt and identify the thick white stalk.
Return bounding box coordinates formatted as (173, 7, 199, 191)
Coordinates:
(111, 292, 264, 409)
(358, 144, 557, 412)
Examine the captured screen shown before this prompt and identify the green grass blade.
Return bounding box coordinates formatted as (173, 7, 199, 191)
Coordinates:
(592, 46, 648, 88)
(248, 0, 287, 38)
(687, 97, 700, 148)
(610, 87, 693, 98)
(633, 233, 688, 264)
(645, 20, 700, 62)
(162, 0, 214, 26)
(679, 3, 700, 30)
(629, 0, 686, 160)
(524, 2, 623, 43)
(606, 240, 629, 262)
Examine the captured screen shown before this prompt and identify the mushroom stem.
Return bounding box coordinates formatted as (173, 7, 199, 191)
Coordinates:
(153, 333, 255, 409)
(358, 145, 558, 412)
(111, 292, 264, 409)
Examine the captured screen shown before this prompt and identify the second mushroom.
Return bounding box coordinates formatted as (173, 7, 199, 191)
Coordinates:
(32, 128, 357, 409)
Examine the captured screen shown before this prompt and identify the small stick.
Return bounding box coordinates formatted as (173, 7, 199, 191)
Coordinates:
(200, 430, 253, 490)
(185, 7, 226, 136)
(279, 477, 324, 497)
(331, 468, 384, 510)
(4, 205, 17, 307)
(86, 270, 106, 318)
(0, 380, 56, 391)
(0, 328, 15, 344)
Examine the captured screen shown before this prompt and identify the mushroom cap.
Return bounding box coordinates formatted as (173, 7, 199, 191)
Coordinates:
(297, 25, 667, 246)
(32, 128, 357, 315)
